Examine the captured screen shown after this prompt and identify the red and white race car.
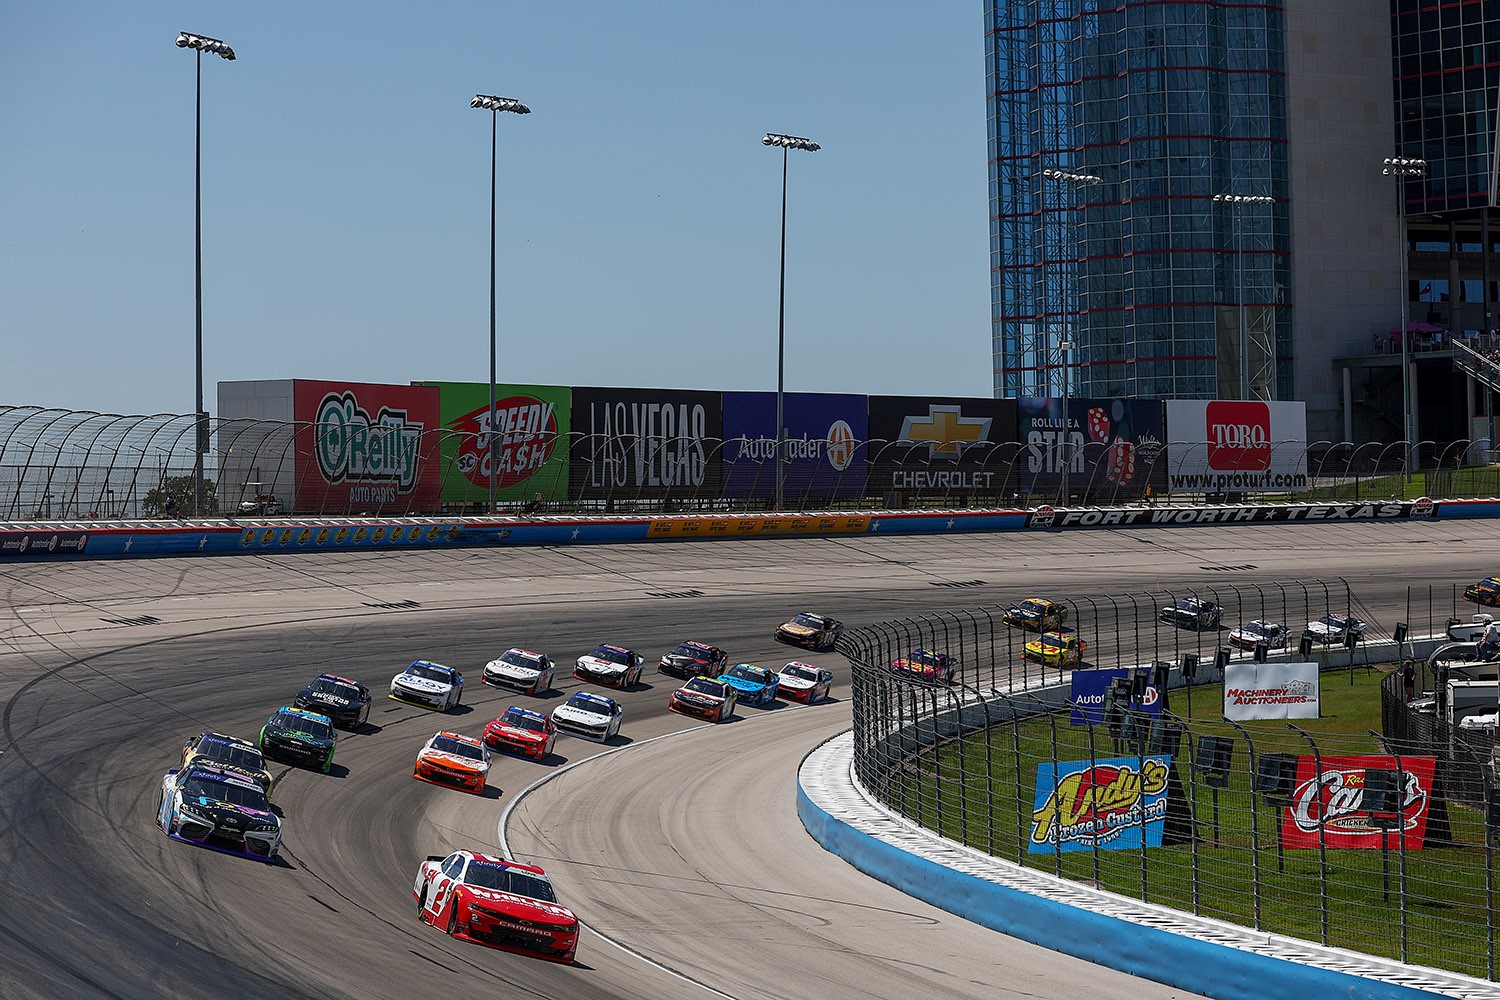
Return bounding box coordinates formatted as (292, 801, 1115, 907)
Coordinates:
(414, 849, 579, 963)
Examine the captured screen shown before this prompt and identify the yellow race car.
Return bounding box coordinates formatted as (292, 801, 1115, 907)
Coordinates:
(1023, 632, 1087, 668)
(1002, 598, 1067, 632)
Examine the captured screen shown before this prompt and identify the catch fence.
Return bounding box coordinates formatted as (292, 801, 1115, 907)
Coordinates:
(839, 582, 1500, 980)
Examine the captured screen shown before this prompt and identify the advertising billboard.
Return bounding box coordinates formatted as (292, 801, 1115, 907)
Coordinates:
(1017, 397, 1167, 500)
(570, 387, 723, 500)
(1068, 668, 1163, 726)
(419, 382, 572, 503)
(720, 391, 868, 500)
(291, 380, 441, 513)
(1223, 661, 1320, 720)
(865, 396, 1019, 498)
(1279, 755, 1438, 850)
(1029, 755, 1173, 853)
(1165, 399, 1308, 493)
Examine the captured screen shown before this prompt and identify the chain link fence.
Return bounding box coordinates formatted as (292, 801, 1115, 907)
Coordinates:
(839, 582, 1500, 981)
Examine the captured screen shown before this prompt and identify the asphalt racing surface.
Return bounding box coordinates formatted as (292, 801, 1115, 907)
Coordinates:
(3, 518, 1494, 1000)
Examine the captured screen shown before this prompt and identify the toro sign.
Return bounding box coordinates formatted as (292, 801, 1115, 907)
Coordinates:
(1206, 401, 1272, 471)
(1166, 399, 1307, 494)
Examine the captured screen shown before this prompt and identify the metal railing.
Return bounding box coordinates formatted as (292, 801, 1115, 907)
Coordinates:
(839, 582, 1500, 980)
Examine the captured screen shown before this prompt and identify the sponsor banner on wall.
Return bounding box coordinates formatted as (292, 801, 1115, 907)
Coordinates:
(646, 515, 869, 538)
(1165, 399, 1308, 493)
(0, 530, 90, 557)
(1027, 500, 1435, 529)
(1018, 398, 1167, 499)
(720, 391, 868, 500)
(865, 396, 1019, 495)
(1223, 661, 1320, 720)
(570, 387, 723, 500)
(292, 381, 441, 513)
(418, 382, 572, 503)
(1280, 755, 1438, 850)
(1068, 668, 1164, 725)
(1029, 755, 1172, 853)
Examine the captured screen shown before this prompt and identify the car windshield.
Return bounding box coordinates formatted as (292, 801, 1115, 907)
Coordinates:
(564, 694, 609, 715)
(499, 650, 543, 668)
(197, 739, 265, 771)
(910, 650, 945, 666)
(429, 736, 484, 760)
(406, 663, 451, 683)
(726, 665, 767, 682)
(591, 646, 632, 665)
(501, 709, 547, 732)
(272, 712, 332, 739)
(684, 678, 727, 697)
(181, 775, 269, 810)
(1242, 622, 1277, 638)
(783, 665, 820, 681)
(672, 643, 711, 659)
(465, 861, 558, 902)
(791, 614, 825, 628)
(310, 677, 361, 698)
(1174, 599, 1201, 611)
(1316, 615, 1346, 627)
(1020, 600, 1047, 615)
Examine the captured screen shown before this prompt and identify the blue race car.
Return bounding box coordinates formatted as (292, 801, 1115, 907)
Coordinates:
(715, 663, 780, 707)
(157, 763, 282, 862)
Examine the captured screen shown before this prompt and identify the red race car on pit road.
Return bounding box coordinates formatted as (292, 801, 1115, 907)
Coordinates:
(414, 849, 579, 963)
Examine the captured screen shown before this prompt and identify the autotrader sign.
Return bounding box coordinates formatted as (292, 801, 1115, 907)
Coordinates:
(1165, 399, 1308, 493)
(721, 391, 867, 500)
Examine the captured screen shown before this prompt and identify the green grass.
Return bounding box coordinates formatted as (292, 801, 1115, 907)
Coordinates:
(1294, 465, 1500, 502)
(893, 669, 1500, 979)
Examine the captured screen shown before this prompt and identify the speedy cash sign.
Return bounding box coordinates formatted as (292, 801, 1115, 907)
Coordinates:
(1279, 755, 1437, 850)
(293, 380, 440, 511)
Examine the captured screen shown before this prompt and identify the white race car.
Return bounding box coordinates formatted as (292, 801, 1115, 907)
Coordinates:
(390, 660, 464, 711)
(775, 661, 834, 703)
(573, 644, 644, 688)
(1303, 614, 1367, 645)
(482, 648, 555, 695)
(550, 691, 624, 742)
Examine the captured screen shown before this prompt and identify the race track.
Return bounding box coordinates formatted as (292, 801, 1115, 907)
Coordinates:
(2, 519, 1494, 1000)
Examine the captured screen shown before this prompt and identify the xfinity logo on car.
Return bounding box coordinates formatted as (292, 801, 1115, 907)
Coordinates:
(314, 392, 424, 491)
(1205, 401, 1271, 471)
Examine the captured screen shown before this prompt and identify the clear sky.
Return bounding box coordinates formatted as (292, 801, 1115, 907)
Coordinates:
(0, 2, 992, 418)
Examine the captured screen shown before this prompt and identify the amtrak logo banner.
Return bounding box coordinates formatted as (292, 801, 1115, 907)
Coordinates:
(866, 396, 1019, 495)
(721, 391, 868, 500)
(570, 387, 723, 499)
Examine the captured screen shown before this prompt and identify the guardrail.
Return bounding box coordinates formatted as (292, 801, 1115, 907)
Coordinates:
(839, 583, 1500, 982)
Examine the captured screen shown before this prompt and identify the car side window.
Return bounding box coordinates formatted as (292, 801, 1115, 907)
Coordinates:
(442, 854, 464, 878)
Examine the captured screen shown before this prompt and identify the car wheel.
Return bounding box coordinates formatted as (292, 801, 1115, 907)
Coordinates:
(418, 885, 429, 920)
(446, 902, 459, 936)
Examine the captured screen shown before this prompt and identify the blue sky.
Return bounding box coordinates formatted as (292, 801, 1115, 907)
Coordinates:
(0, 3, 991, 417)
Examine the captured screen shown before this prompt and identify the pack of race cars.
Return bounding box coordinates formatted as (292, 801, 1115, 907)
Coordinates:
(153, 611, 845, 965)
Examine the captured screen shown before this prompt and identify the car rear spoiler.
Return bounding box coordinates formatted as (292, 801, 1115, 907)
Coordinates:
(426, 854, 445, 863)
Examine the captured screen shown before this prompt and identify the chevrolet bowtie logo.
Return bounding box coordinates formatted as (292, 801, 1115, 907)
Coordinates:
(898, 405, 992, 456)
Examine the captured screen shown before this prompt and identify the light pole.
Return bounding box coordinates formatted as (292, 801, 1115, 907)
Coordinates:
(176, 31, 235, 516)
(471, 94, 531, 513)
(1213, 193, 1275, 400)
(1039, 167, 1102, 504)
(763, 133, 821, 511)
(1383, 156, 1427, 476)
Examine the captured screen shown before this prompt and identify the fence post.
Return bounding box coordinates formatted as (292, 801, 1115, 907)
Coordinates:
(1225, 718, 1264, 931)
(1373, 728, 1411, 963)
(1288, 723, 1330, 945)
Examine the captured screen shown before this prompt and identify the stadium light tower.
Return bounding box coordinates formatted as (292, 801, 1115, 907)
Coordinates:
(1382, 156, 1427, 476)
(1213, 193, 1276, 401)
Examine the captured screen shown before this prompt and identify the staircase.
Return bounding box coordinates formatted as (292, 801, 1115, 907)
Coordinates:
(1452, 338, 1500, 394)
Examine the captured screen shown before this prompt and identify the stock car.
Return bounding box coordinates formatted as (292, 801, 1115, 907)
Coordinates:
(293, 673, 372, 729)
(775, 661, 833, 703)
(180, 731, 276, 797)
(414, 849, 579, 963)
(1464, 577, 1500, 607)
(574, 644, 645, 688)
(483, 707, 557, 760)
(1304, 613, 1368, 645)
(668, 676, 738, 722)
(390, 660, 464, 711)
(775, 612, 844, 650)
(1022, 632, 1087, 668)
(716, 663, 780, 707)
(550, 691, 624, 742)
(890, 649, 957, 683)
(482, 648, 556, 695)
(258, 707, 337, 773)
(413, 732, 491, 795)
(1002, 598, 1068, 632)
(658, 640, 729, 680)
(1228, 620, 1290, 651)
(157, 763, 282, 862)
(1158, 597, 1223, 631)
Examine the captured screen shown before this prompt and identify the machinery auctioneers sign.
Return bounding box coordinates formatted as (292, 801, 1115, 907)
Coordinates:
(1165, 399, 1308, 494)
(1222, 661, 1319, 720)
(1029, 755, 1172, 852)
(1279, 755, 1438, 851)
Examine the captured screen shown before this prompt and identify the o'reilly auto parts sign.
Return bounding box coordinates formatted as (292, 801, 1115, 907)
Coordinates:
(570, 387, 723, 500)
(292, 380, 441, 512)
(1165, 400, 1307, 493)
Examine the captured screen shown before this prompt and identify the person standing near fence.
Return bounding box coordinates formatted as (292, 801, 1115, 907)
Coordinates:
(1401, 658, 1417, 702)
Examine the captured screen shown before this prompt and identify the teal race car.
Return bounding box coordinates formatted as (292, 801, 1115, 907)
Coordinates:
(715, 663, 780, 708)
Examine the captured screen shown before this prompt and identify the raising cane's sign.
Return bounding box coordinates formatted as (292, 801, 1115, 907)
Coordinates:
(1279, 755, 1438, 850)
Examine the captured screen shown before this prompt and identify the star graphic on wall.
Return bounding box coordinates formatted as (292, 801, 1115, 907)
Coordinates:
(946, 519, 955, 530)
(571, 528, 580, 540)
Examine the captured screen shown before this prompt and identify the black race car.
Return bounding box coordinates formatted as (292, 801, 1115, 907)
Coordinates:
(294, 673, 372, 729)
(1464, 577, 1500, 607)
(658, 640, 729, 680)
(259, 707, 337, 773)
(775, 612, 844, 650)
(1158, 597, 1222, 631)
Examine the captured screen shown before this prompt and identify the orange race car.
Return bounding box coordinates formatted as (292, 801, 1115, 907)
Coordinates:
(413, 731, 491, 795)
